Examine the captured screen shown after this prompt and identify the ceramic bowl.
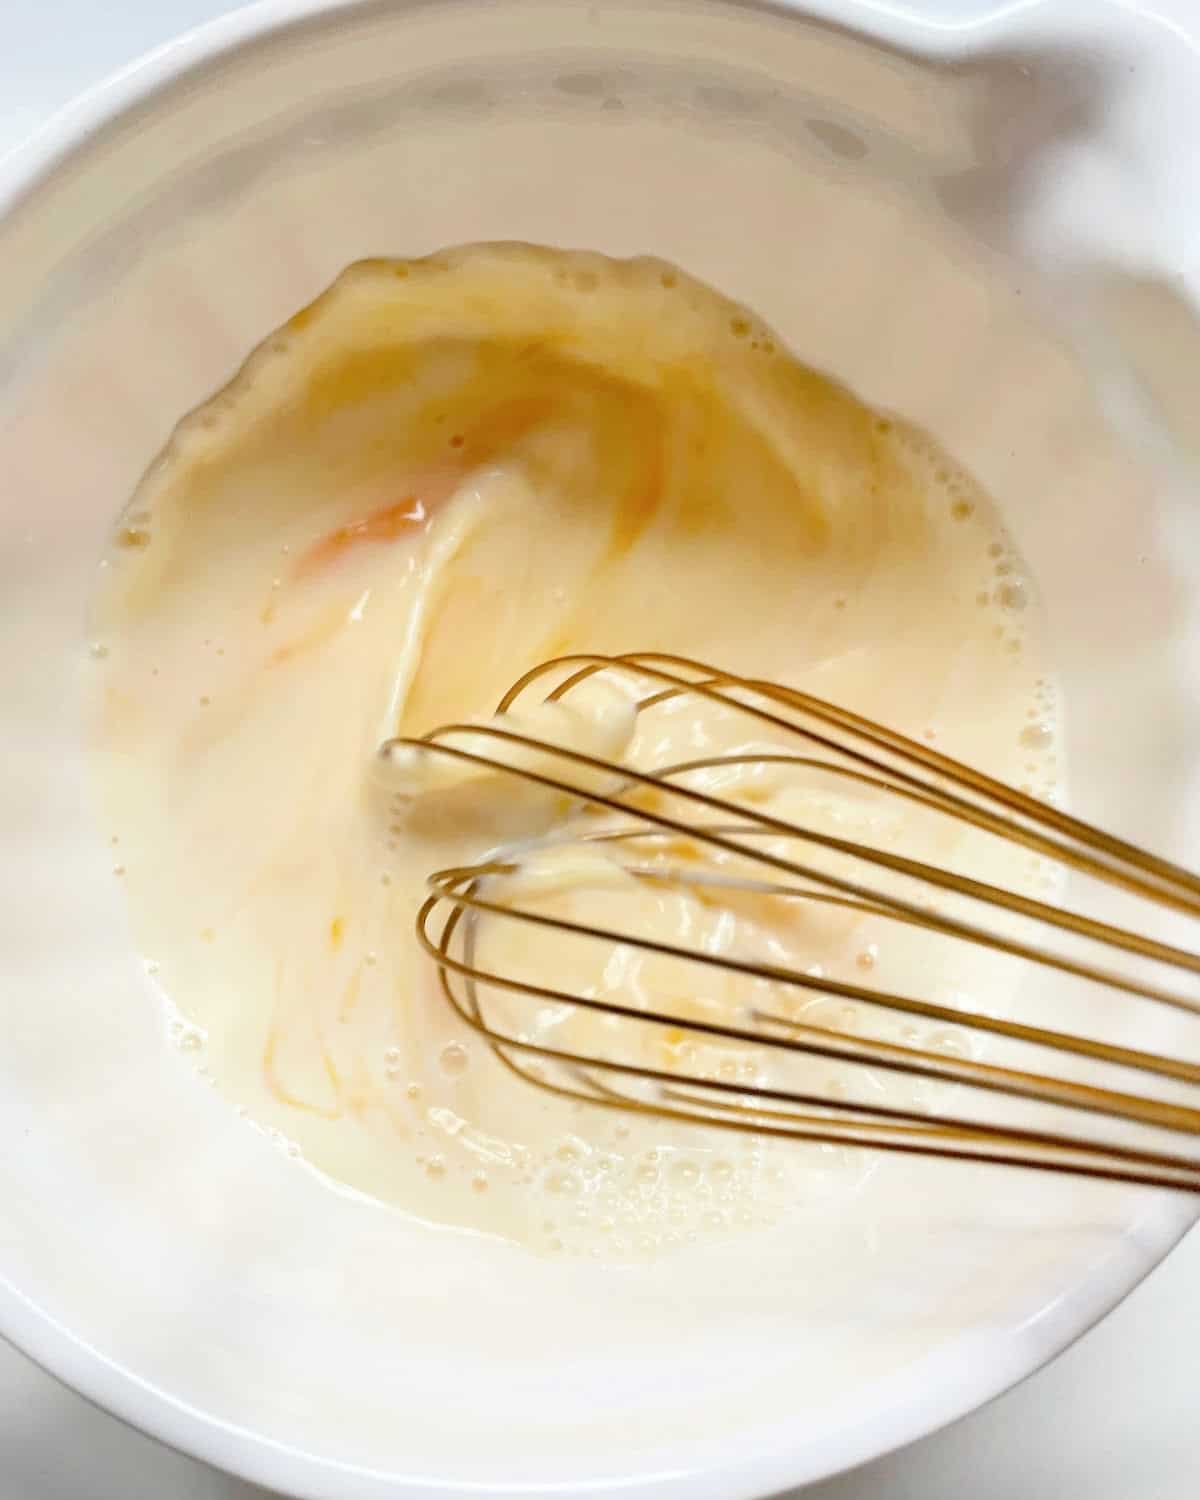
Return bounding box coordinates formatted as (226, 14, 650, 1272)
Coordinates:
(1, 2, 1198, 1496)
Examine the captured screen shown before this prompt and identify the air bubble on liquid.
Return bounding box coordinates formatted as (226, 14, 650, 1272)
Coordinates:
(438, 1041, 469, 1077)
(168, 1019, 204, 1053)
(1020, 722, 1053, 751)
(670, 1159, 701, 1189)
(997, 579, 1028, 612)
(635, 1158, 660, 1187)
(89, 641, 109, 660)
(425, 1156, 447, 1181)
(544, 1167, 581, 1197)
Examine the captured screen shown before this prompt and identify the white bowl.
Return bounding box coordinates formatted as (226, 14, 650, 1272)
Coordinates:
(2, 2, 1199, 1496)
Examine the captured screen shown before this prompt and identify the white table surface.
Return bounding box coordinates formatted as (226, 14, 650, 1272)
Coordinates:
(2, 2, 1197, 1497)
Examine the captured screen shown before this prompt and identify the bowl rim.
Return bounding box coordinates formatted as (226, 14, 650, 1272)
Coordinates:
(0, 1, 1197, 1496)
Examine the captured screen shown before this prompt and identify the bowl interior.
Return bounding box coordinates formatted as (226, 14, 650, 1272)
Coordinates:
(1, 2, 1198, 1496)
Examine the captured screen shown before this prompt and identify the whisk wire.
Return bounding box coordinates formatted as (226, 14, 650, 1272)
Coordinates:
(393, 652, 1200, 1192)
(513, 652, 1200, 908)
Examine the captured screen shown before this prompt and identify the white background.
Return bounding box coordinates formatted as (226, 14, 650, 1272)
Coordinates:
(1, 3, 1197, 1497)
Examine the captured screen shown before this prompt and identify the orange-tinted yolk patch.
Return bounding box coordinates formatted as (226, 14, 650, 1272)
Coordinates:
(294, 497, 427, 579)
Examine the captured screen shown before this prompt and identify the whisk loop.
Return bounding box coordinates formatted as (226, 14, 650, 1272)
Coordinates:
(380, 652, 1200, 1192)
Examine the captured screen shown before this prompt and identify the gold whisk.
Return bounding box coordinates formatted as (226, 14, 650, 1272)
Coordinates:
(381, 652, 1200, 1192)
